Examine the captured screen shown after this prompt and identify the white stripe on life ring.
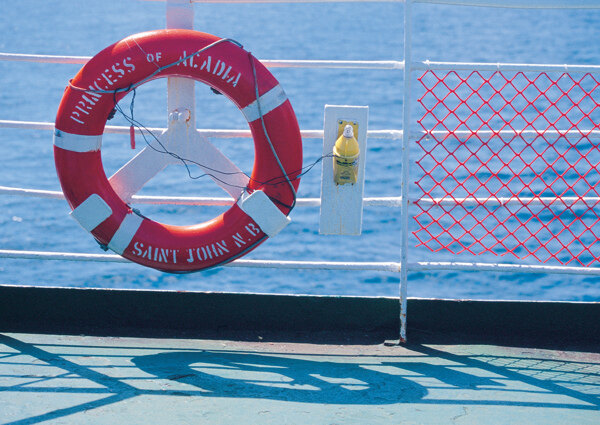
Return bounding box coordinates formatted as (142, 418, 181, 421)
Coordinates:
(54, 129, 102, 152)
(70, 194, 113, 232)
(241, 85, 287, 123)
(108, 212, 144, 255)
(237, 189, 291, 238)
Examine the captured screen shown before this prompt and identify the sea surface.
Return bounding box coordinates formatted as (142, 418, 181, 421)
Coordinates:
(1, 0, 600, 300)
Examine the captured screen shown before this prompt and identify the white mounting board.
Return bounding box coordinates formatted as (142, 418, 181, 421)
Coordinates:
(319, 105, 369, 235)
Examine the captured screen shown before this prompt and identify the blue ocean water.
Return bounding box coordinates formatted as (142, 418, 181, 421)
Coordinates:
(1, 0, 600, 300)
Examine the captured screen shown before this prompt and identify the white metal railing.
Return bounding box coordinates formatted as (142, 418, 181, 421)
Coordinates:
(4, 247, 600, 276)
(0, 120, 402, 139)
(413, 0, 600, 9)
(186, 0, 402, 3)
(401, 0, 600, 340)
(2, 0, 600, 343)
(148, 0, 600, 7)
(0, 2, 408, 296)
(413, 60, 600, 74)
(0, 249, 401, 271)
(0, 118, 402, 207)
(5, 184, 600, 208)
(7, 120, 600, 141)
(0, 185, 402, 207)
(10, 50, 600, 74)
(0, 53, 404, 70)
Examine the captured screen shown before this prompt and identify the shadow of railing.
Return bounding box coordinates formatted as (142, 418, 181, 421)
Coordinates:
(1, 334, 599, 424)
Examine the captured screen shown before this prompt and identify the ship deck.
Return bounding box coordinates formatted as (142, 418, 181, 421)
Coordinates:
(0, 285, 599, 424)
(1, 332, 599, 424)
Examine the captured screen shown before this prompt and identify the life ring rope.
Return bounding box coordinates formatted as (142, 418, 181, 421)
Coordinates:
(249, 54, 297, 211)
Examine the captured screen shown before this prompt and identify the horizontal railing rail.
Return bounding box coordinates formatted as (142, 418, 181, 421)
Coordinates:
(9, 121, 600, 142)
(413, 0, 600, 9)
(413, 60, 600, 74)
(183, 0, 403, 3)
(0, 53, 403, 69)
(0, 186, 402, 207)
(4, 185, 600, 208)
(2, 248, 600, 275)
(0, 249, 401, 271)
(412, 260, 600, 275)
(7, 51, 600, 76)
(0, 120, 403, 140)
(147, 0, 600, 8)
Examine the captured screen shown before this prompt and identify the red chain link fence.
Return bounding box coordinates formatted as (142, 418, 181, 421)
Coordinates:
(414, 70, 600, 266)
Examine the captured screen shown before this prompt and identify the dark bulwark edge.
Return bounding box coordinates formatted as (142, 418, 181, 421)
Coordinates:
(0, 284, 598, 348)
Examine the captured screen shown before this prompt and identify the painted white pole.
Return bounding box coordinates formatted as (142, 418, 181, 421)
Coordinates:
(166, 0, 196, 128)
(399, 0, 413, 344)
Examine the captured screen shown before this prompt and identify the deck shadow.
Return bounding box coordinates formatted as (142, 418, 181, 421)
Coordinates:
(132, 350, 430, 405)
(1, 333, 599, 425)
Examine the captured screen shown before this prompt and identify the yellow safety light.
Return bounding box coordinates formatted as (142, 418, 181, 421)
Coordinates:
(333, 123, 360, 185)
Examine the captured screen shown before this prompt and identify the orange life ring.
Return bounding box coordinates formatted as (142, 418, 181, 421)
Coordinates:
(54, 29, 302, 272)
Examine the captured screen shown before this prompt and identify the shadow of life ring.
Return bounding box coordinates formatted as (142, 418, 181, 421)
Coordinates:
(54, 29, 302, 273)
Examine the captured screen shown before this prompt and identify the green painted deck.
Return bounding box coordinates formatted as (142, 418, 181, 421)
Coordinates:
(1, 332, 599, 424)
(1, 287, 599, 423)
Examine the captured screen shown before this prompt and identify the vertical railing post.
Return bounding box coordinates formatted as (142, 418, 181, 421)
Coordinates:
(166, 0, 196, 129)
(399, 0, 413, 343)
